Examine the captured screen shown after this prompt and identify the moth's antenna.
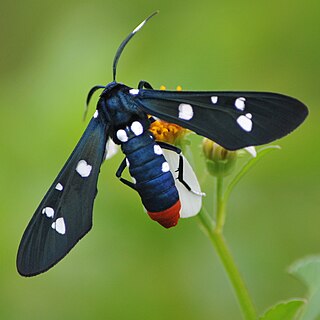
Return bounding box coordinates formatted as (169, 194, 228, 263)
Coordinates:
(112, 11, 159, 82)
(83, 85, 105, 121)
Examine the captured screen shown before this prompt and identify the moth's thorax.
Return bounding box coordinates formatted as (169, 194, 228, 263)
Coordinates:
(112, 117, 151, 145)
(99, 82, 148, 134)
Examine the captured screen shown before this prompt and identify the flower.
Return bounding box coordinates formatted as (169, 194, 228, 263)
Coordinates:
(149, 119, 188, 145)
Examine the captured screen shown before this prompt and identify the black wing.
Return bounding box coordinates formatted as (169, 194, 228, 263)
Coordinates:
(134, 90, 308, 150)
(17, 111, 110, 276)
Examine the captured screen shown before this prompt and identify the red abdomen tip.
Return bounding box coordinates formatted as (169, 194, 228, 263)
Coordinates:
(147, 200, 181, 228)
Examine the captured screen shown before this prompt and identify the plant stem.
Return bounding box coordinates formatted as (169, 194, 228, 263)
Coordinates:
(199, 209, 257, 320)
(198, 146, 280, 318)
(215, 176, 225, 233)
(214, 233, 257, 320)
(219, 234, 256, 319)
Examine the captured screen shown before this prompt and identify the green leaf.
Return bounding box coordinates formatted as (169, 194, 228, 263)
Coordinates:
(289, 256, 320, 320)
(259, 299, 305, 320)
(289, 256, 320, 293)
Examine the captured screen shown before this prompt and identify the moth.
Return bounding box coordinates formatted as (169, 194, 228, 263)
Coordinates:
(17, 11, 308, 276)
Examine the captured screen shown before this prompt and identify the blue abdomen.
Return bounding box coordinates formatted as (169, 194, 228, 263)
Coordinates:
(121, 132, 179, 213)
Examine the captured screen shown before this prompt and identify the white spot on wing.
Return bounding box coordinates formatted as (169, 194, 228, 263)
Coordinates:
(116, 129, 128, 142)
(237, 113, 253, 132)
(211, 96, 218, 104)
(154, 145, 163, 155)
(76, 160, 92, 178)
(42, 207, 54, 218)
(129, 89, 139, 95)
(55, 183, 63, 191)
(178, 103, 193, 120)
(235, 97, 246, 111)
(51, 217, 66, 235)
(93, 110, 99, 118)
(133, 20, 146, 33)
(161, 162, 170, 172)
(131, 121, 143, 136)
(126, 158, 130, 167)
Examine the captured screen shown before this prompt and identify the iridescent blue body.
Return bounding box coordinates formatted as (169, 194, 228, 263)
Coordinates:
(122, 131, 179, 212)
(99, 82, 181, 227)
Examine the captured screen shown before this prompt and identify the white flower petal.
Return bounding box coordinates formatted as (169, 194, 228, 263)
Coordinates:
(244, 146, 257, 158)
(105, 138, 120, 160)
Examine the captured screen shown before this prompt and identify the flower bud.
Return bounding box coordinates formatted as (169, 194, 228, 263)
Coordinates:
(202, 138, 237, 177)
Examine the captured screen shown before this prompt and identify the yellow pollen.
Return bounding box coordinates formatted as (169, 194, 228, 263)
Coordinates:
(149, 120, 187, 144)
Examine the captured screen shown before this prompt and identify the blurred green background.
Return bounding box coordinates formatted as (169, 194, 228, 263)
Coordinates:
(0, 0, 319, 319)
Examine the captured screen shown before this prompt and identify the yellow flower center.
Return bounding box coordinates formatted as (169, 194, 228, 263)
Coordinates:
(149, 120, 187, 144)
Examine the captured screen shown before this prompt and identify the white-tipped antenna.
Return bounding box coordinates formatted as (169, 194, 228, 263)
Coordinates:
(112, 11, 159, 81)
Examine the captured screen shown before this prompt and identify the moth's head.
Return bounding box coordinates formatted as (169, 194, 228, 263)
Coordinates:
(101, 81, 119, 96)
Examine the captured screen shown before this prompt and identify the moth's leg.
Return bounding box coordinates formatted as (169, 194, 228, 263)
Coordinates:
(138, 80, 154, 90)
(115, 157, 136, 190)
(158, 142, 204, 196)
